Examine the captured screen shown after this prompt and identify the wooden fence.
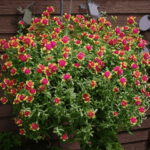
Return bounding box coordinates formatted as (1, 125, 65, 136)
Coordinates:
(0, 0, 150, 149)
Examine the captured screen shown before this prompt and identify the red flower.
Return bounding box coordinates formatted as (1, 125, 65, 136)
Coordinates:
(1, 54, 8, 60)
(30, 123, 39, 131)
(87, 110, 95, 119)
(90, 80, 97, 89)
(61, 133, 68, 141)
(26, 96, 34, 103)
(20, 129, 26, 135)
(40, 78, 49, 85)
(24, 110, 31, 117)
(0, 97, 8, 104)
(113, 87, 119, 93)
(113, 111, 118, 116)
(17, 119, 23, 126)
(29, 88, 36, 95)
(133, 71, 141, 78)
(130, 116, 137, 125)
(82, 93, 90, 103)
(142, 75, 148, 82)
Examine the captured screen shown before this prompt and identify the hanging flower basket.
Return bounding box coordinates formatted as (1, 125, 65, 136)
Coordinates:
(0, 5, 150, 150)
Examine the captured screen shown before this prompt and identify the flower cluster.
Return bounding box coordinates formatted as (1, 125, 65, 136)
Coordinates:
(0, 5, 150, 150)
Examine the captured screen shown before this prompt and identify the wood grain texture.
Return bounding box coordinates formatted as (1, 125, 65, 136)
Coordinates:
(0, 104, 13, 118)
(122, 140, 149, 150)
(0, 117, 19, 132)
(0, 0, 150, 15)
(60, 141, 80, 150)
(117, 129, 149, 144)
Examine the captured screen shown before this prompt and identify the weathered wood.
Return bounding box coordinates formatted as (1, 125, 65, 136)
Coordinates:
(0, 0, 150, 15)
(117, 129, 149, 144)
(122, 140, 148, 150)
(60, 141, 80, 150)
(0, 104, 13, 118)
(0, 117, 19, 132)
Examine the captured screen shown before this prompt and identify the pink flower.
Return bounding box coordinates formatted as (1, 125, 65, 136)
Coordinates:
(143, 52, 149, 60)
(85, 45, 92, 51)
(127, 16, 135, 25)
(46, 43, 52, 51)
(41, 78, 49, 85)
(139, 106, 145, 114)
(54, 97, 61, 105)
(77, 52, 85, 61)
(103, 71, 112, 80)
(117, 69, 123, 76)
(61, 36, 69, 44)
(42, 18, 48, 25)
(10, 68, 16, 75)
(135, 101, 141, 106)
(113, 66, 121, 72)
(135, 80, 140, 86)
(130, 116, 137, 125)
(122, 39, 127, 45)
(63, 74, 71, 81)
(131, 63, 138, 69)
(24, 68, 31, 75)
(142, 75, 148, 82)
(29, 88, 36, 95)
(61, 133, 68, 141)
(58, 59, 67, 68)
(132, 28, 139, 34)
(121, 100, 128, 108)
(73, 63, 81, 68)
(119, 77, 127, 86)
(50, 41, 57, 48)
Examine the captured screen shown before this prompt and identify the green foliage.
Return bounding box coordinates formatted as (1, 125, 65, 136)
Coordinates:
(0, 6, 149, 150)
(0, 131, 21, 150)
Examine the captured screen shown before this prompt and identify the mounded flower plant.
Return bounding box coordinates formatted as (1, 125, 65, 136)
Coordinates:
(0, 6, 150, 150)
